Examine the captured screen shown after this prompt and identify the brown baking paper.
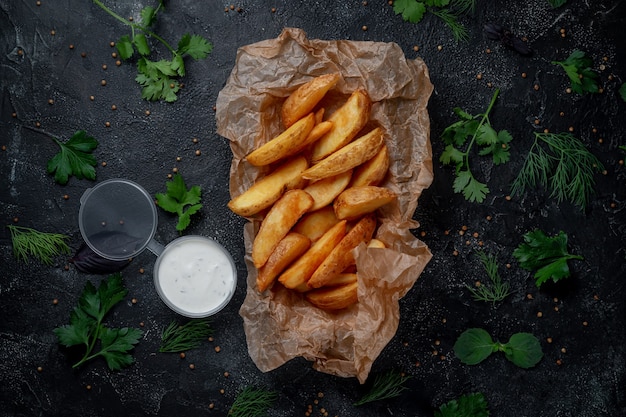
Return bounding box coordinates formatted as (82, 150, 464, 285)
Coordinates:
(215, 27, 434, 384)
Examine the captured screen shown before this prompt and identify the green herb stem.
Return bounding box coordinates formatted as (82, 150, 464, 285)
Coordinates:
(460, 88, 500, 174)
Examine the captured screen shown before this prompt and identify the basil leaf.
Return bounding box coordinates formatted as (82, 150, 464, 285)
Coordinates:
(504, 332, 543, 368)
(453, 328, 495, 365)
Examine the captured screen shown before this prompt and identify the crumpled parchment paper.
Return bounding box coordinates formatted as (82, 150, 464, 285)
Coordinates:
(215, 27, 434, 384)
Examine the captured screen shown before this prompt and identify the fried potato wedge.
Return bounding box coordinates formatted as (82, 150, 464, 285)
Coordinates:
(281, 73, 341, 128)
(368, 238, 386, 249)
(246, 113, 315, 166)
(256, 233, 311, 292)
(334, 185, 397, 221)
(305, 120, 333, 144)
(307, 214, 376, 289)
(278, 220, 347, 292)
(303, 169, 352, 212)
(302, 127, 384, 181)
(305, 281, 358, 311)
(349, 143, 389, 187)
(252, 189, 314, 268)
(309, 89, 372, 163)
(292, 205, 340, 242)
(227, 156, 308, 217)
(323, 272, 357, 287)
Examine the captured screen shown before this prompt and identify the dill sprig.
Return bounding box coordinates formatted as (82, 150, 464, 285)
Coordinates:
(228, 386, 277, 417)
(159, 318, 212, 353)
(354, 370, 411, 406)
(466, 250, 512, 305)
(7, 225, 71, 265)
(431, 8, 470, 43)
(511, 132, 604, 210)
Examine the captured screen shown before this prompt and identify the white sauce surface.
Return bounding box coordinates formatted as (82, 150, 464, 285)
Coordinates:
(156, 238, 235, 315)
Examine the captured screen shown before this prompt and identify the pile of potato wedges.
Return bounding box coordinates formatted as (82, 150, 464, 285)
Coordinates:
(228, 73, 396, 311)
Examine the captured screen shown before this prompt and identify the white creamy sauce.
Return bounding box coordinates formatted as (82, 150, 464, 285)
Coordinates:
(156, 238, 235, 315)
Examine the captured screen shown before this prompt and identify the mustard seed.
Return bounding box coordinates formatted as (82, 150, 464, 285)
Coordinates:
(101, 161, 107, 167)
(52, 298, 59, 305)
(116, 60, 122, 66)
(361, 25, 368, 31)
(105, 121, 111, 127)
(189, 364, 195, 370)
(131, 298, 137, 304)
(111, 52, 117, 58)
(546, 337, 553, 343)
(476, 73, 482, 80)
(533, 84, 540, 91)
(180, 352, 185, 359)
(215, 346, 221, 353)
(69, 44, 74, 49)
(63, 194, 69, 200)
(111, 104, 117, 110)
(110, 41, 115, 47)
(48, 99, 54, 105)
(81, 52, 86, 58)
(50, 30, 56, 36)
(537, 311, 543, 318)
(101, 79, 107, 86)
(102, 64, 107, 70)
(195, 150, 201, 156)
(37, 366, 43, 372)
(90, 95, 95, 101)
(139, 268, 145, 274)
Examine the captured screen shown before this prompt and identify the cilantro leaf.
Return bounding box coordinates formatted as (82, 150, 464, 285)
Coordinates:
(47, 130, 98, 185)
(54, 274, 142, 370)
(512, 229, 583, 287)
(552, 50, 599, 95)
(140, 5, 157, 27)
(393, 0, 427, 23)
(177, 33, 213, 60)
(435, 392, 490, 417)
(133, 33, 151, 56)
(155, 173, 203, 232)
(504, 332, 543, 369)
(116, 35, 135, 60)
(440, 89, 511, 203)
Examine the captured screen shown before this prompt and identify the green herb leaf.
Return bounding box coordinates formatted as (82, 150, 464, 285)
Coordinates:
(54, 274, 142, 370)
(7, 225, 70, 265)
(466, 251, 511, 305)
(177, 33, 213, 60)
(440, 89, 512, 203)
(133, 33, 151, 56)
(435, 392, 490, 417)
(393, 0, 427, 23)
(116, 35, 135, 60)
(547, 0, 567, 7)
(552, 50, 599, 95)
(47, 130, 98, 185)
(453, 328, 495, 365)
(619, 83, 626, 102)
(513, 229, 583, 287)
(229, 386, 278, 417)
(140, 5, 157, 27)
(354, 370, 411, 406)
(504, 332, 543, 368)
(155, 173, 202, 232)
(511, 132, 603, 209)
(159, 319, 213, 353)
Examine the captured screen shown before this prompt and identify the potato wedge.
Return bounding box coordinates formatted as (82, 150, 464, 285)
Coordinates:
(256, 233, 311, 292)
(227, 156, 308, 217)
(302, 127, 384, 181)
(307, 214, 376, 289)
(305, 120, 333, 144)
(368, 238, 386, 249)
(292, 205, 340, 242)
(278, 220, 347, 292)
(303, 169, 352, 212)
(252, 189, 314, 268)
(281, 73, 341, 128)
(349, 143, 389, 187)
(305, 281, 358, 311)
(246, 113, 315, 166)
(334, 185, 397, 221)
(323, 272, 357, 286)
(309, 89, 372, 163)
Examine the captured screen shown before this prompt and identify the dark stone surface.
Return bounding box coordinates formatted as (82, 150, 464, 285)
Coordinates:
(1, 0, 625, 416)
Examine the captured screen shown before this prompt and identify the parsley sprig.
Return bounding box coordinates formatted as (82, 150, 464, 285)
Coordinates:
(435, 392, 490, 417)
(552, 50, 599, 95)
(354, 370, 411, 406)
(155, 173, 203, 232)
(513, 229, 583, 288)
(511, 132, 603, 209)
(159, 318, 212, 353)
(466, 250, 511, 305)
(47, 130, 99, 185)
(7, 225, 71, 265)
(228, 386, 278, 417)
(92, 0, 213, 102)
(54, 274, 143, 370)
(454, 328, 543, 369)
(393, 0, 476, 42)
(440, 88, 513, 203)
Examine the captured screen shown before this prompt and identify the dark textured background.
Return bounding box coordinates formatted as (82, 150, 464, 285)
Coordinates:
(1, 1, 625, 416)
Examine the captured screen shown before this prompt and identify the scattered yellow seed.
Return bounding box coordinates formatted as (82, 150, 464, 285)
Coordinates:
(521, 72, 527, 78)
(90, 95, 95, 101)
(533, 84, 540, 91)
(145, 110, 151, 116)
(361, 25, 368, 31)
(537, 311, 543, 318)
(437, 45, 443, 51)
(582, 321, 588, 326)
(69, 44, 74, 49)
(476, 73, 483, 80)
(220, 388, 225, 394)
(101, 161, 107, 167)
(180, 352, 186, 359)
(566, 87, 572, 94)
(413, 45, 419, 52)
(111, 104, 117, 110)
(546, 337, 553, 343)
(554, 306, 559, 312)
(102, 64, 107, 70)
(224, 372, 230, 377)
(110, 41, 115, 47)
(568, 126, 574, 132)
(37, 366, 43, 372)
(50, 30, 56, 36)
(215, 346, 221, 353)
(86, 384, 92, 390)
(434, 339, 441, 346)
(208, 336, 214, 342)
(452, 249, 459, 256)
(172, 167, 178, 173)
(209, 403, 214, 409)
(105, 121, 111, 128)
(101, 79, 107, 86)
(53, 298, 59, 305)
(131, 298, 137, 304)
(271, 7, 276, 13)
(115, 60, 122, 66)
(485, 48, 491, 54)
(189, 364, 195, 370)
(139, 322, 144, 327)
(556, 359, 563, 365)
(176, 156, 182, 162)
(111, 52, 117, 58)
(63, 194, 69, 200)
(48, 99, 54, 105)
(505, 195, 512, 201)
(561, 347, 567, 353)
(195, 150, 201, 156)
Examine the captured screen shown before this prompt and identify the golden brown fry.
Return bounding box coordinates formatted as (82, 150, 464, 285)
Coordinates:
(307, 214, 376, 289)
(256, 233, 311, 292)
(305, 281, 358, 311)
(323, 272, 357, 286)
(252, 189, 314, 268)
(281, 73, 341, 128)
(303, 169, 352, 212)
(309, 89, 372, 164)
(302, 127, 384, 181)
(292, 205, 340, 242)
(246, 113, 315, 166)
(227, 156, 308, 217)
(349, 143, 390, 187)
(368, 238, 386, 249)
(278, 220, 347, 292)
(305, 120, 333, 145)
(333, 185, 397, 221)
